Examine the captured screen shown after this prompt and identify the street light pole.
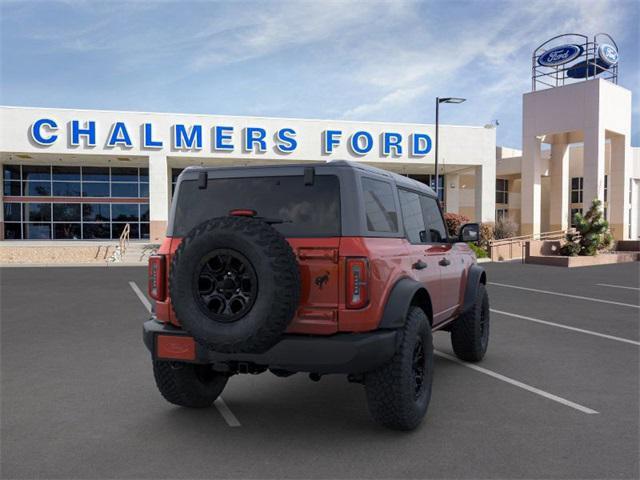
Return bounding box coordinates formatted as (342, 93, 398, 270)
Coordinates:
(435, 97, 440, 199)
(434, 97, 466, 201)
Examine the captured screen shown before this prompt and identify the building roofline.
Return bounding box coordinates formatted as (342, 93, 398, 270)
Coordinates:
(0, 104, 488, 130)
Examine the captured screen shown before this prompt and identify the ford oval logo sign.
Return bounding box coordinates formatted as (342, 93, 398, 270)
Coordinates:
(598, 44, 618, 67)
(538, 44, 583, 67)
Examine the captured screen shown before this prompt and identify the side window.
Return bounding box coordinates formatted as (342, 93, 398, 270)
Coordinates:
(399, 189, 427, 244)
(420, 196, 448, 243)
(361, 177, 398, 233)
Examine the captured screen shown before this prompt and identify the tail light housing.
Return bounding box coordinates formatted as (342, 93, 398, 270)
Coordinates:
(148, 254, 166, 301)
(346, 257, 369, 309)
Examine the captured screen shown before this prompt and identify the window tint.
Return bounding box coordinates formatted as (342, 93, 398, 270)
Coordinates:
(112, 204, 139, 221)
(420, 196, 447, 243)
(174, 175, 341, 237)
(24, 181, 51, 196)
(52, 182, 81, 197)
(83, 203, 110, 221)
(53, 204, 81, 222)
(22, 165, 50, 181)
(4, 203, 21, 221)
(24, 203, 51, 222)
(3, 165, 21, 181)
(399, 190, 426, 244)
(52, 166, 80, 181)
(361, 177, 398, 233)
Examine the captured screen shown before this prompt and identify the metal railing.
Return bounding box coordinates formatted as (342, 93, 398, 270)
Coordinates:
(119, 223, 131, 257)
(107, 223, 131, 263)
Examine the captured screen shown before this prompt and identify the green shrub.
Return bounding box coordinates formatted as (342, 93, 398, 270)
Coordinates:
(467, 242, 488, 258)
(560, 199, 613, 256)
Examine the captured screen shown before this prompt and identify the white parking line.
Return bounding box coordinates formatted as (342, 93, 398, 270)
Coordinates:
(435, 351, 599, 415)
(215, 398, 242, 427)
(491, 309, 640, 346)
(129, 281, 152, 312)
(128, 281, 242, 427)
(489, 282, 640, 309)
(596, 283, 640, 291)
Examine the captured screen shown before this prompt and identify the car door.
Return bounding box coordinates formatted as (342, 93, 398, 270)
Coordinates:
(397, 189, 446, 323)
(419, 195, 461, 322)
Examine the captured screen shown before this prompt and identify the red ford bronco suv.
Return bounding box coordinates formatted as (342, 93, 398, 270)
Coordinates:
(143, 161, 489, 430)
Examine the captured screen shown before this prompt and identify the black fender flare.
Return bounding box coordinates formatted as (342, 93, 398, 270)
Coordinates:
(461, 264, 487, 315)
(378, 278, 433, 329)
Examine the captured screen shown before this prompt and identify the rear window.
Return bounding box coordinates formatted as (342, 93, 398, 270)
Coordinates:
(173, 175, 341, 237)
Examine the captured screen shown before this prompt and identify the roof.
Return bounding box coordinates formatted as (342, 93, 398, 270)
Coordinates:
(183, 159, 437, 196)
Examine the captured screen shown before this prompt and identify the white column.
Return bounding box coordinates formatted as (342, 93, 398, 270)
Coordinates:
(474, 162, 495, 223)
(521, 135, 542, 236)
(582, 126, 606, 210)
(148, 153, 169, 242)
(549, 137, 570, 231)
(445, 173, 459, 214)
(609, 134, 631, 240)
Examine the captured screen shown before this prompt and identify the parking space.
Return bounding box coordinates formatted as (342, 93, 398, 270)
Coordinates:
(1, 262, 639, 479)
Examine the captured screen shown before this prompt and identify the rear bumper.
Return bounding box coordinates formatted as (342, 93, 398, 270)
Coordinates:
(143, 319, 397, 374)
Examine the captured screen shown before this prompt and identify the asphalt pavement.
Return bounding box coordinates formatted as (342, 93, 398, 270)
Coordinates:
(1, 261, 638, 479)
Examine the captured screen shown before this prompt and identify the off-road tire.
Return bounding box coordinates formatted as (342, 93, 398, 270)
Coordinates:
(450, 283, 489, 362)
(170, 216, 300, 354)
(364, 307, 433, 431)
(152, 360, 228, 408)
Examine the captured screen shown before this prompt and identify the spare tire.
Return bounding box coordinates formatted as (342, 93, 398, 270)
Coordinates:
(169, 216, 300, 353)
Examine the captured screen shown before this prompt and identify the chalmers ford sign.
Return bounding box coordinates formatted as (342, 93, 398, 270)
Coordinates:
(29, 118, 434, 157)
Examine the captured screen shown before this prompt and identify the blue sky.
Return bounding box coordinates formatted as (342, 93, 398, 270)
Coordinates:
(1, 0, 638, 148)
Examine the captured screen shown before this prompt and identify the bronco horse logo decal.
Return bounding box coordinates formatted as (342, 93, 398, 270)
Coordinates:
(315, 271, 330, 289)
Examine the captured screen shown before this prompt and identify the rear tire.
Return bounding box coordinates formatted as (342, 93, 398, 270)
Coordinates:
(152, 360, 228, 408)
(364, 307, 433, 431)
(450, 283, 490, 362)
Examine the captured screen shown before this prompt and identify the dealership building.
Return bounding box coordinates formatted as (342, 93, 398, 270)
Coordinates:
(0, 34, 638, 243)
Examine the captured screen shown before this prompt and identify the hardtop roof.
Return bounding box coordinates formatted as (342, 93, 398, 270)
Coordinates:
(182, 160, 436, 197)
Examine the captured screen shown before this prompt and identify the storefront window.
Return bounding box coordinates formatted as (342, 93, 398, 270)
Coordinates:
(2, 164, 149, 240)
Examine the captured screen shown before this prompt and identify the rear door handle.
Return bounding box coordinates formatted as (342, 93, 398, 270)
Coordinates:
(412, 260, 427, 270)
(439, 257, 451, 267)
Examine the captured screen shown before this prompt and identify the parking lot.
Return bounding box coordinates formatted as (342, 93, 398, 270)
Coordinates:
(1, 261, 638, 479)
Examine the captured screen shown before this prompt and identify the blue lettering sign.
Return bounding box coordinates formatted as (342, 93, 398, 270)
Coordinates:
(173, 124, 203, 149)
(30, 118, 58, 145)
(323, 130, 342, 154)
(350, 131, 373, 155)
(214, 126, 234, 151)
(71, 120, 96, 147)
(107, 122, 133, 147)
(275, 128, 297, 153)
(411, 133, 432, 156)
(143, 123, 163, 148)
(244, 127, 267, 152)
(382, 132, 403, 156)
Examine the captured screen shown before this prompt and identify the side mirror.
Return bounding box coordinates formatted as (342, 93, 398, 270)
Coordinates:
(458, 223, 480, 243)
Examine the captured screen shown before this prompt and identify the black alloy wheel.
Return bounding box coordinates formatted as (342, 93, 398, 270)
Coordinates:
(194, 249, 258, 323)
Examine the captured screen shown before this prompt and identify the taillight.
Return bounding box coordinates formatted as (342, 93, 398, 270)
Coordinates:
(346, 257, 369, 309)
(148, 255, 166, 301)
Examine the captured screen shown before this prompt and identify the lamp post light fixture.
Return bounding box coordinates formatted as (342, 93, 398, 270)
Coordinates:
(435, 97, 466, 201)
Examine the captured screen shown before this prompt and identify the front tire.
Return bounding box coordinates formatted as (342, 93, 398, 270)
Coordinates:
(364, 307, 433, 431)
(153, 360, 228, 408)
(450, 283, 490, 362)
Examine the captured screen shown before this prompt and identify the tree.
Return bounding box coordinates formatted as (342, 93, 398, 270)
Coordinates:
(560, 199, 613, 256)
